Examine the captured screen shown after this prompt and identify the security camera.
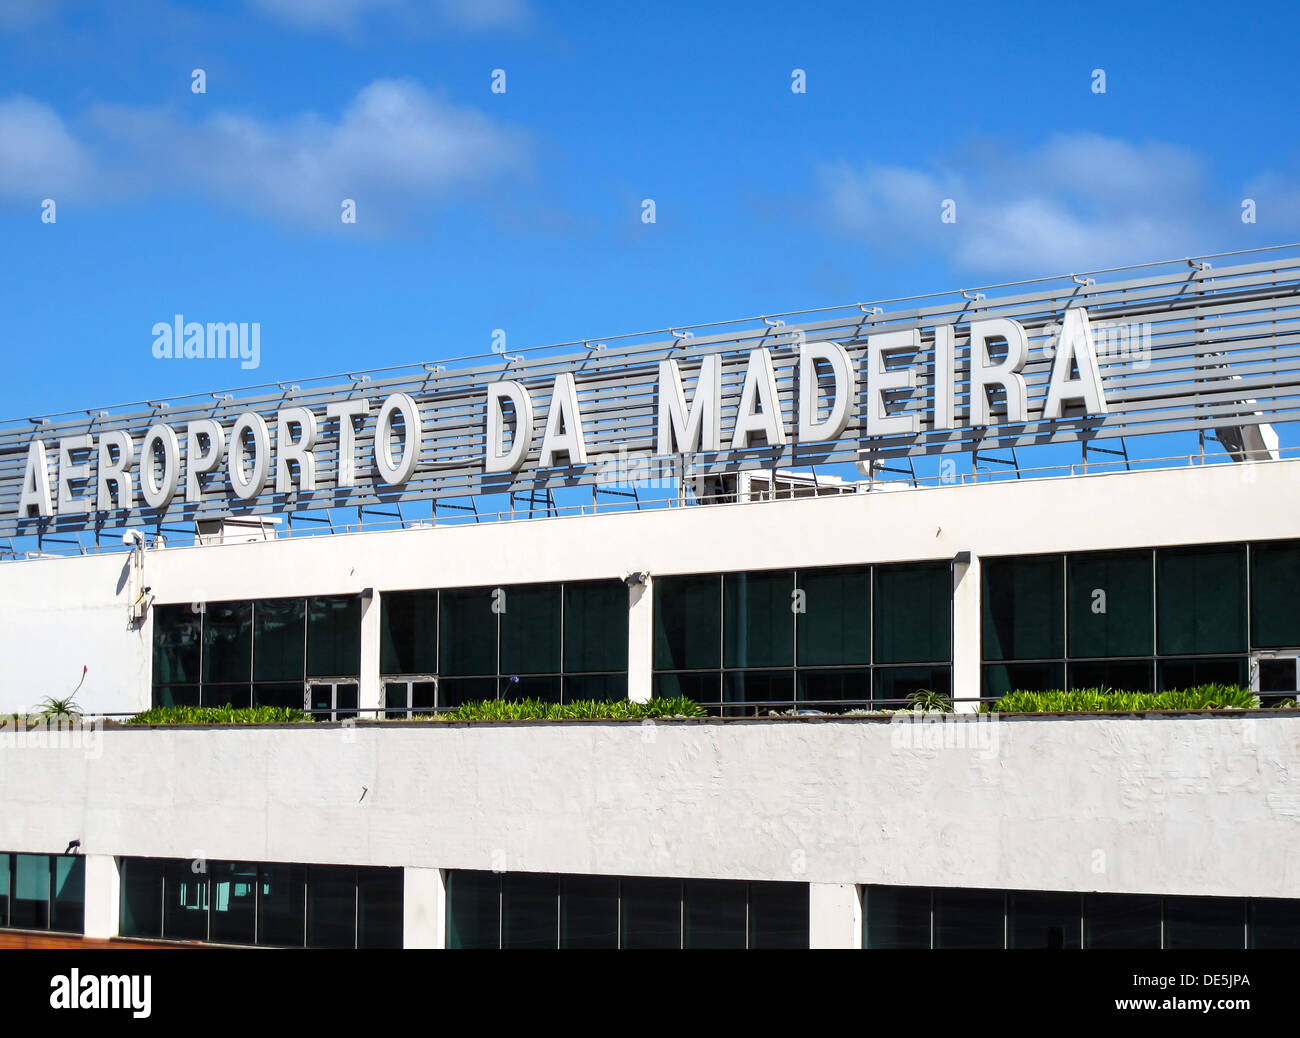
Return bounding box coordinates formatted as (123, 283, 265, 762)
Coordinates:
(621, 570, 648, 587)
(122, 530, 144, 547)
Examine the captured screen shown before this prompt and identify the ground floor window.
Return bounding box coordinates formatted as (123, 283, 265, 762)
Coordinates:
(446, 869, 808, 949)
(864, 884, 1297, 949)
(0, 852, 84, 935)
(118, 856, 401, 948)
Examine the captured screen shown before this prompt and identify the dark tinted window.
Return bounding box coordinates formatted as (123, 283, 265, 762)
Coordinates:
(1250, 540, 1300, 649)
(653, 575, 721, 670)
(1084, 893, 1161, 949)
(203, 601, 252, 683)
(875, 562, 951, 663)
(982, 555, 1064, 662)
(439, 588, 498, 677)
(796, 566, 869, 666)
(307, 596, 361, 676)
(1157, 546, 1247, 656)
(934, 889, 1004, 949)
(1068, 550, 1153, 658)
(865, 885, 931, 949)
(564, 581, 628, 673)
(380, 589, 438, 674)
(252, 598, 305, 681)
(724, 570, 795, 668)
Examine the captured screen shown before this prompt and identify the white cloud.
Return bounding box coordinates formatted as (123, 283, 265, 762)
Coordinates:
(0, 80, 528, 232)
(0, 97, 95, 197)
(817, 133, 1271, 277)
(248, 0, 531, 32)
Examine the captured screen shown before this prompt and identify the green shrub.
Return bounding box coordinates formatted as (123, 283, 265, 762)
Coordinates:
(905, 689, 953, 713)
(417, 696, 707, 722)
(985, 684, 1259, 714)
(128, 705, 310, 725)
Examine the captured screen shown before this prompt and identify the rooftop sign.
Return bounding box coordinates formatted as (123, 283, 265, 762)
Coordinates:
(3, 252, 1299, 538)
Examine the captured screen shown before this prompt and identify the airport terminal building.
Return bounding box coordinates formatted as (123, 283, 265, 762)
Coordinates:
(1, 249, 1299, 949)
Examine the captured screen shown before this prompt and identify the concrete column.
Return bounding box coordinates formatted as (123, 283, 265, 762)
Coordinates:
(809, 882, 861, 949)
(82, 854, 120, 940)
(359, 591, 382, 716)
(403, 866, 446, 949)
(627, 577, 653, 703)
(952, 553, 981, 713)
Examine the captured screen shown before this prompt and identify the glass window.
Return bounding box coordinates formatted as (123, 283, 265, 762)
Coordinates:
(50, 856, 85, 934)
(505, 673, 561, 702)
(201, 683, 251, 709)
(653, 671, 721, 707)
(653, 575, 721, 671)
(560, 875, 619, 949)
(209, 861, 257, 945)
(252, 598, 305, 681)
(0, 853, 8, 927)
(796, 566, 869, 666)
(873, 665, 951, 705)
(1067, 659, 1153, 693)
(683, 879, 747, 949)
(562, 673, 627, 703)
(1251, 540, 1300, 649)
(1068, 550, 1153, 658)
(982, 555, 1064, 662)
(1163, 896, 1245, 949)
(163, 859, 209, 941)
(933, 888, 1004, 949)
(865, 885, 931, 949)
(153, 604, 202, 685)
(439, 676, 498, 708)
(384, 681, 408, 719)
(439, 588, 498, 677)
(502, 873, 558, 949)
(202, 601, 252, 683)
(1084, 893, 1161, 949)
(499, 584, 561, 676)
(1157, 545, 1247, 656)
(748, 882, 809, 949)
(447, 870, 500, 949)
(257, 863, 305, 947)
(564, 581, 628, 673)
(1157, 657, 1247, 691)
(11, 854, 49, 930)
(411, 681, 437, 714)
(797, 667, 871, 707)
(380, 589, 438, 675)
(357, 868, 403, 949)
(307, 596, 362, 677)
(724, 571, 795, 668)
(874, 562, 951, 664)
(1249, 898, 1300, 948)
(723, 669, 793, 712)
(153, 685, 200, 708)
(619, 877, 681, 949)
(982, 662, 1065, 699)
(119, 858, 164, 939)
(1007, 891, 1079, 949)
(306, 865, 356, 948)
(253, 682, 302, 710)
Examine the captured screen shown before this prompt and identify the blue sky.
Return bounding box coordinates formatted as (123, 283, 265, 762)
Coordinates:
(1, 0, 1297, 424)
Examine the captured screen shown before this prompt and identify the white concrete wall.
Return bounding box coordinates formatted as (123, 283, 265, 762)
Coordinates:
(2, 714, 1297, 900)
(0, 458, 1297, 715)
